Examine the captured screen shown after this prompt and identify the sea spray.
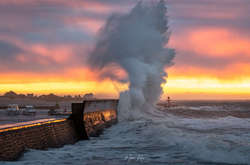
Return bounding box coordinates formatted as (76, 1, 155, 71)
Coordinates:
(88, 0, 175, 120)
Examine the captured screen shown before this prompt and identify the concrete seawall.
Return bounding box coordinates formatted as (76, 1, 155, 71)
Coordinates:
(0, 99, 118, 161)
(83, 99, 118, 137)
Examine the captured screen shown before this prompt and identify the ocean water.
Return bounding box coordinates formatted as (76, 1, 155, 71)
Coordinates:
(2, 101, 250, 165)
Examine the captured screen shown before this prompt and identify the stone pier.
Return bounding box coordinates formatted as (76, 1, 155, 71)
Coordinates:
(0, 99, 118, 161)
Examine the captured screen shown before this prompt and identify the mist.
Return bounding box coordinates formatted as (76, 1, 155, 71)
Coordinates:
(88, 0, 175, 120)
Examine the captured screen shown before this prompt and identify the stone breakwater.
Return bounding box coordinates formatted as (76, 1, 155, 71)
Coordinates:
(84, 110, 117, 137)
(0, 99, 118, 161)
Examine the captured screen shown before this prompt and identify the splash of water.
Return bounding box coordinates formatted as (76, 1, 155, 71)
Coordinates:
(88, 0, 175, 120)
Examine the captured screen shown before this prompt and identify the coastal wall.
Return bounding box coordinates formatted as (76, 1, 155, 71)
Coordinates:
(84, 109, 117, 136)
(84, 99, 119, 136)
(0, 99, 118, 161)
(0, 119, 78, 161)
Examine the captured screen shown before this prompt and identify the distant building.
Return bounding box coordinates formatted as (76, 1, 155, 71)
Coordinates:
(18, 94, 26, 98)
(83, 93, 94, 100)
(39, 93, 61, 101)
(27, 93, 34, 98)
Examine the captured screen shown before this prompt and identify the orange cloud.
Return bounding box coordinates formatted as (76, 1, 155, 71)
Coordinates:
(168, 26, 250, 84)
(167, 62, 250, 81)
(16, 54, 27, 63)
(190, 28, 250, 57)
(30, 44, 73, 63)
(66, 17, 104, 34)
(79, 1, 120, 14)
(0, 67, 98, 84)
(170, 27, 250, 58)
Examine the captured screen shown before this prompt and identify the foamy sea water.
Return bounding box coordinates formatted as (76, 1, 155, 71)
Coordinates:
(2, 101, 250, 165)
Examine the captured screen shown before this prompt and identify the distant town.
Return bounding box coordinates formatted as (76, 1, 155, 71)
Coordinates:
(0, 91, 94, 102)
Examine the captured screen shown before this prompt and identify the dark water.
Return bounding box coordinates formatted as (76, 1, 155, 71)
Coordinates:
(2, 101, 250, 165)
(175, 100, 250, 111)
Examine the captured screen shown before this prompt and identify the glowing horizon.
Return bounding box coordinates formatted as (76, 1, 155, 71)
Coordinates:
(1, 75, 250, 100)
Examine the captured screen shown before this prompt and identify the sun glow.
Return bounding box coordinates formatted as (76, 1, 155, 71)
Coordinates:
(164, 77, 250, 100)
(1, 75, 250, 100)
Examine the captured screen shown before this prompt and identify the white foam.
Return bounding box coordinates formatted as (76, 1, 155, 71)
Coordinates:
(2, 113, 250, 165)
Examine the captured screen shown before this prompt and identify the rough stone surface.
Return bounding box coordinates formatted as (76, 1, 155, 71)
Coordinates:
(0, 119, 78, 161)
(84, 109, 117, 137)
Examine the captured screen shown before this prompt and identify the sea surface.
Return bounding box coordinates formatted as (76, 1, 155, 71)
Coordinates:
(2, 100, 250, 165)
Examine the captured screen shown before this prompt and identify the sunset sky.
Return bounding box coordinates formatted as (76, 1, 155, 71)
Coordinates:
(0, 0, 250, 100)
